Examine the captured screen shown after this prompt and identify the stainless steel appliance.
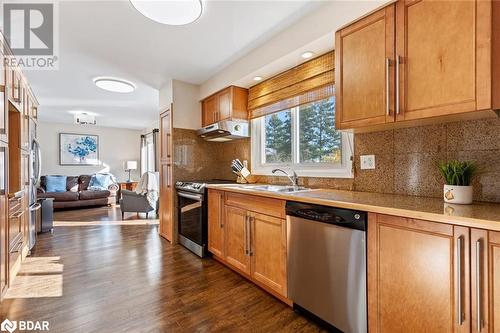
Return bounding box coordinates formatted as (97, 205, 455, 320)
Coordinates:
(28, 119, 41, 250)
(175, 180, 234, 257)
(196, 120, 249, 142)
(286, 201, 367, 333)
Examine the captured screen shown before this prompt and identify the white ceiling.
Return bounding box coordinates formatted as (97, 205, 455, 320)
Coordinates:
(22, 0, 327, 130)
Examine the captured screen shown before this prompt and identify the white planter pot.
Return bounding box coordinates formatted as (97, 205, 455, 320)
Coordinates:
(443, 185, 473, 205)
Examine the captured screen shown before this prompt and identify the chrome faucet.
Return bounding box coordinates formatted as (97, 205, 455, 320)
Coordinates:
(272, 168, 299, 187)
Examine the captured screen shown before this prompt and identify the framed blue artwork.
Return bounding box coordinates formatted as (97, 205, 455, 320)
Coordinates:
(59, 133, 99, 165)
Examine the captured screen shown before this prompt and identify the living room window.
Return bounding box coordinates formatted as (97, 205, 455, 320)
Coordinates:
(251, 96, 353, 178)
(140, 129, 159, 174)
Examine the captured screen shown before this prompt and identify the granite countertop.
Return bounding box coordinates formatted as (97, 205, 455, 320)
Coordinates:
(207, 184, 500, 231)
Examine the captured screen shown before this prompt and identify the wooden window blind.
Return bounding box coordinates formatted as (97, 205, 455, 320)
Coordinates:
(248, 51, 334, 119)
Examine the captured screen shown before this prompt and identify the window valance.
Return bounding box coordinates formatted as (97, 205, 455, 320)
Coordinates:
(248, 51, 334, 119)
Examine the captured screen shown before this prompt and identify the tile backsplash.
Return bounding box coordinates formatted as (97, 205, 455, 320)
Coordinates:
(173, 118, 500, 203)
(172, 128, 250, 183)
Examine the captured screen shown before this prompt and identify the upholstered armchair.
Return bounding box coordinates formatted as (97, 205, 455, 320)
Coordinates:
(119, 190, 157, 219)
(119, 172, 159, 219)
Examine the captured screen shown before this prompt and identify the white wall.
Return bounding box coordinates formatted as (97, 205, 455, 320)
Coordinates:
(38, 122, 143, 182)
(172, 80, 201, 130)
(199, 0, 385, 99)
(159, 79, 201, 130)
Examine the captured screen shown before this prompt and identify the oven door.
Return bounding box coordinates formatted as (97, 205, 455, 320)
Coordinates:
(177, 191, 205, 253)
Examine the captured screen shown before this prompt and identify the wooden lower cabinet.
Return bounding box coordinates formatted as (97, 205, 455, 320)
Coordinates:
(368, 213, 496, 333)
(250, 212, 287, 297)
(487, 231, 500, 333)
(224, 205, 250, 275)
(208, 191, 288, 301)
(207, 189, 224, 258)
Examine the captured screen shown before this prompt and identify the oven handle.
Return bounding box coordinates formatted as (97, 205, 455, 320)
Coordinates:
(178, 192, 203, 201)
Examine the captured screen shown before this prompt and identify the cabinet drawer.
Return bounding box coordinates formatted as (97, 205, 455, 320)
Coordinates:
(225, 192, 285, 219)
(9, 210, 23, 249)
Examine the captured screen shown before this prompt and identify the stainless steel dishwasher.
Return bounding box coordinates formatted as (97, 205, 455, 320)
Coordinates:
(286, 201, 367, 333)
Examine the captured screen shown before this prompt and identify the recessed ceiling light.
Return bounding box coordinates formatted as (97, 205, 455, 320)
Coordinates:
(93, 77, 136, 93)
(301, 51, 315, 59)
(130, 0, 203, 26)
(253, 76, 263, 81)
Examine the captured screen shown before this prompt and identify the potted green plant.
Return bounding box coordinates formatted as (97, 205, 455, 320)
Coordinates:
(438, 160, 476, 204)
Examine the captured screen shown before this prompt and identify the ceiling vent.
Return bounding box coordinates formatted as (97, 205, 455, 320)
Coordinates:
(74, 113, 96, 125)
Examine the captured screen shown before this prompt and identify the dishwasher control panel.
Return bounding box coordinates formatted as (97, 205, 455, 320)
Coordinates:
(286, 201, 367, 231)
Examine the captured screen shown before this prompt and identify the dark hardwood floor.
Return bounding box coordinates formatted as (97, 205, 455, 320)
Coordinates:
(0, 207, 324, 332)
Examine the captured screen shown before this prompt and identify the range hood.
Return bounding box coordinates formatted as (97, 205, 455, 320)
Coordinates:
(196, 120, 249, 142)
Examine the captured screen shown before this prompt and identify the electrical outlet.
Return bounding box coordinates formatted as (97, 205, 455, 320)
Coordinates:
(360, 155, 376, 170)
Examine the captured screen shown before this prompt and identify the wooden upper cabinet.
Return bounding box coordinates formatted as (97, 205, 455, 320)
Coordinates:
(368, 213, 467, 333)
(218, 89, 231, 121)
(335, 5, 395, 130)
(201, 86, 248, 127)
(202, 95, 217, 126)
(250, 212, 287, 297)
(208, 189, 225, 258)
(337, 0, 499, 131)
(396, 0, 491, 121)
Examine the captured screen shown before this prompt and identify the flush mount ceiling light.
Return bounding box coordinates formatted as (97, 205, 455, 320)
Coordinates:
(301, 51, 315, 59)
(130, 0, 203, 26)
(253, 76, 263, 81)
(93, 77, 136, 93)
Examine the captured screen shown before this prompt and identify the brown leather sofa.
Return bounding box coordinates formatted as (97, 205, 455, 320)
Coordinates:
(37, 175, 119, 210)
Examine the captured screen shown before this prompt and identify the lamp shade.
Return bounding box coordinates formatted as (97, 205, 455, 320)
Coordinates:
(125, 160, 137, 170)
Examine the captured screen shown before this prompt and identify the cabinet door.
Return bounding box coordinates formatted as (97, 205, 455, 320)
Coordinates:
(224, 205, 250, 275)
(0, 144, 6, 297)
(335, 5, 395, 130)
(488, 231, 500, 333)
(396, 0, 490, 120)
(208, 189, 224, 258)
(160, 109, 172, 163)
(218, 88, 231, 121)
(159, 107, 173, 241)
(202, 96, 217, 127)
(0, 45, 6, 144)
(368, 213, 469, 333)
(471, 229, 489, 333)
(250, 212, 287, 297)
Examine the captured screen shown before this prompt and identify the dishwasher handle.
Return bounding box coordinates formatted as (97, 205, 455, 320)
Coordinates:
(286, 201, 367, 231)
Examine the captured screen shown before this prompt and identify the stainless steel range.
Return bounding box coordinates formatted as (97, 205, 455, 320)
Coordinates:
(175, 180, 234, 257)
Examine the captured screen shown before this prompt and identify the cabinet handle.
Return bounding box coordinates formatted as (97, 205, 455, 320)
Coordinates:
(476, 239, 483, 332)
(249, 216, 254, 256)
(10, 211, 23, 219)
(457, 236, 464, 325)
(396, 55, 401, 115)
(386, 58, 390, 116)
(244, 215, 249, 256)
(219, 196, 223, 228)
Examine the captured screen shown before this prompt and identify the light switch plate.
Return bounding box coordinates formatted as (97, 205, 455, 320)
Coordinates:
(360, 155, 376, 170)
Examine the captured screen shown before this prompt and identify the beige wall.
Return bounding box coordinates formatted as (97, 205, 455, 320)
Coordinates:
(38, 122, 142, 182)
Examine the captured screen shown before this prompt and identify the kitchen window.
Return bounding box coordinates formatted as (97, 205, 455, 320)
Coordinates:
(251, 96, 353, 178)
